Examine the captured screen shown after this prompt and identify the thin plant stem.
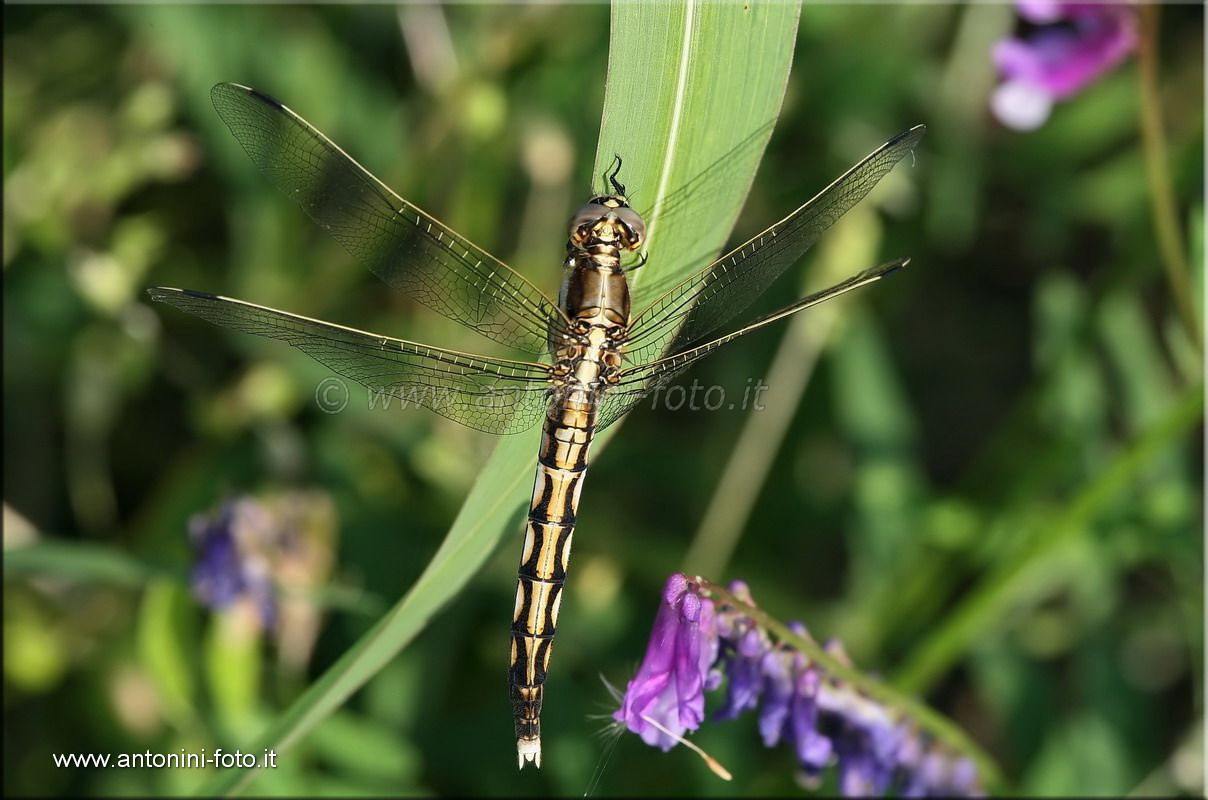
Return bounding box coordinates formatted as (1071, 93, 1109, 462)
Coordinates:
(1136, 4, 1200, 352)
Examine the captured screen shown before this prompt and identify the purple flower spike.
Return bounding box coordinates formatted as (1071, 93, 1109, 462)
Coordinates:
(614, 574, 719, 750)
(991, 2, 1138, 130)
(615, 575, 985, 796)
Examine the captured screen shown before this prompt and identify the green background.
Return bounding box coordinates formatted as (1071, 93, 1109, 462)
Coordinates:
(3, 3, 1203, 797)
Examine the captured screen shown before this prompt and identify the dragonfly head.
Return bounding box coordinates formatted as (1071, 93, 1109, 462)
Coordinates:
(568, 196, 646, 252)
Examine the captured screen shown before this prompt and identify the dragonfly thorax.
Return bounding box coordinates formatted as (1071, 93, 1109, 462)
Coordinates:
(557, 193, 641, 330)
(558, 259, 632, 329)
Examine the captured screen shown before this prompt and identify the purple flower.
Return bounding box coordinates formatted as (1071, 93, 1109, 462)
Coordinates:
(787, 665, 833, 772)
(834, 716, 902, 796)
(743, 622, 833, 775)
(991, 2, 1138, 130)
(190, 504, 244, 608)
(613, 574, 719, 750)
(715, 626, 767, 720)
(757, 641, 795, 748)
(614, 575, 985, 796)
(949, 758, 983, 796)
(902, 752, 984, 798)
(189, 499, 278, 628)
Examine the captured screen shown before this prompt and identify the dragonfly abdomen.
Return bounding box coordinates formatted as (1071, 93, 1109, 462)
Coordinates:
(511, 404, 595, 769)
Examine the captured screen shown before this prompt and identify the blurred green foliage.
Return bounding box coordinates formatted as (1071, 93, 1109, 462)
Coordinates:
(3, 3, 1202, 797)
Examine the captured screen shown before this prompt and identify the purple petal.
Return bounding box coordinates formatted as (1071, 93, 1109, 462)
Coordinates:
(834, 718, 898, 797)
(991, 79, 1054, 130)
(902, 750, 949, 797)
(949, 757, 983, 796)
(789, 668, 831, 771)
(895, 728, 925, 771)
(1016, 0, 1064, 24)
(727, 580, 752, 601)
(837, 746, 879, 797)
(757, 649, 793, 747)
(190, 525, 245, 609)
(1020, 2, 1130, 23)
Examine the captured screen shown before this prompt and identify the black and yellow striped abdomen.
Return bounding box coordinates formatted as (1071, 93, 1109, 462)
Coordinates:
(511, 396, 597, 768)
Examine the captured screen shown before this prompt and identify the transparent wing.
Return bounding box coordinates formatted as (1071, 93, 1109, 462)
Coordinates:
(149, 287, 553, 435)
(623, 125, 925, 369)
(210, 82, 566, 355)
(595, 260, 908, 431)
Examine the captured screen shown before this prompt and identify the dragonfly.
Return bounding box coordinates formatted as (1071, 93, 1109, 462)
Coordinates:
(150, 82, 925, 770)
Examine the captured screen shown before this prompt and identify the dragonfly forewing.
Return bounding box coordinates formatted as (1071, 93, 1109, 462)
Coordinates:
(623, 124, 925, 369)
(210, 82, 567, 355)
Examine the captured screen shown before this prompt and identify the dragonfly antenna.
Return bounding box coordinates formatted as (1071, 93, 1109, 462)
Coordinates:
(603, 154, 626, 196)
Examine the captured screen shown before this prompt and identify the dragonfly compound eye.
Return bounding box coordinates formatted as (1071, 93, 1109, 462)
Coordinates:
(614, 207, 646, 250)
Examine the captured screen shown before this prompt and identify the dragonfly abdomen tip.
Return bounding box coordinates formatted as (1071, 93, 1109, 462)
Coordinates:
(517, 738, 542, 770)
